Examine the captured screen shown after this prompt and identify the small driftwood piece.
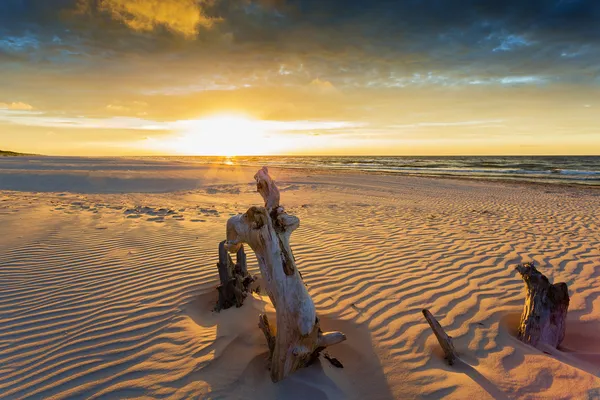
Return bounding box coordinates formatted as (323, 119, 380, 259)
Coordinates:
(515, 262, 569, 349)
(422, 309, 458, 365)
(214, 241, 254, 311)
(422, 311, 511, 399)
(225, 167, 346, 382)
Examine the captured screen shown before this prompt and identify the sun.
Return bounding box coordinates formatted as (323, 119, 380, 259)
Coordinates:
(170, 114, 272, 156)
(141, 113, 320, 156)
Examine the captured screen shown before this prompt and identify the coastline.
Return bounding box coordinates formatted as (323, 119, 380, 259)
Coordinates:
(1, 156, 599, 194)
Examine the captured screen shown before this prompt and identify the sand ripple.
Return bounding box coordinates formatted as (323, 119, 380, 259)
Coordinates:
(2, 170, 600, 399)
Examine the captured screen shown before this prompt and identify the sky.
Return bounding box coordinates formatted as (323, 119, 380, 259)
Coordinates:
(0, 0, 599, 156)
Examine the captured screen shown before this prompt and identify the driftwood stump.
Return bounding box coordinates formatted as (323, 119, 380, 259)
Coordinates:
(515, 262, 569, 349)
(422, 309, 458, 365)
(214, 241, 254, 311)
(224, 167, 346, 382)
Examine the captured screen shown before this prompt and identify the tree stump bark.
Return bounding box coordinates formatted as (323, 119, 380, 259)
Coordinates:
(224, 167, 346, 382)
(515, 262, 569, 349)
(214, 241, 254, 311)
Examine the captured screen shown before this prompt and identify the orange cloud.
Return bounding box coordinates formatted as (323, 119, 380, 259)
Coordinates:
(0, 102, 34, 110)
(105, 101, 149, 116)
(309, 78, 336, 92)
(78, 0, 216, 38)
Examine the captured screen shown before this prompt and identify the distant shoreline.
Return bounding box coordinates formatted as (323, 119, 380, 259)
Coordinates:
(1, 156, 599, 193)
(0, 150, 35, 157)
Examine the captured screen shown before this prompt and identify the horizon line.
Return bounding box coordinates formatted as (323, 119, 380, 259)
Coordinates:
(4, 153, 600, 158)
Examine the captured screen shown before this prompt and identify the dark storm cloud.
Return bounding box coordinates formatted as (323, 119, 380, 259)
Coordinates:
(0, 0, 599, 91)
(289, 0, 600, 38)
(3, 0, 599, 46)
(280, 0, 600, 77)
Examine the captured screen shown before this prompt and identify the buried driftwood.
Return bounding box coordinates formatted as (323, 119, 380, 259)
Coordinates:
(422, 310, 510, 399)
(422, 309, 458, 365)
(515, 262, 570, 350)
(214, 241, 255, 311)
(224, 167, 346, 382)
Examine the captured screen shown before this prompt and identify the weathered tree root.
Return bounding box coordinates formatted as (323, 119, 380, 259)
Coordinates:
(225, 167, 346, 382)
(214, 241, 254, 311)
(259, 313, 276, 363)
(515, 262, 569, 349)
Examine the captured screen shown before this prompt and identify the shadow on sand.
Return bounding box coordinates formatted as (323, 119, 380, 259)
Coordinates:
(176, 289, 395, 400)
(500, 312, 600, 378)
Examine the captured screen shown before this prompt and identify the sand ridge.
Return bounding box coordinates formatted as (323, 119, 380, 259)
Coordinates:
(1, 159, 600, 399)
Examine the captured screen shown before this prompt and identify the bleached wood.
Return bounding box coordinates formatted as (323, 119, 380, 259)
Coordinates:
(225, 168, 346, 382)
(422, 309, 458, 365)
(254, 166, 280, 209)
(515, 262, 569, 349)
(317, 331, 347, 348)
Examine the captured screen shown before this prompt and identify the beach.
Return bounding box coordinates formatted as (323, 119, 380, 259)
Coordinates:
(1, 157, 600, 399)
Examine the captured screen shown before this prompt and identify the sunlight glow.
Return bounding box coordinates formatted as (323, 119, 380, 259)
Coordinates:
(173, 115, 269, 156)
(143, 114, 341, 156)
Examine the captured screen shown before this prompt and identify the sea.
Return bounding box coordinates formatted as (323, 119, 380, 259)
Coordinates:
(161, 156, 600, 186)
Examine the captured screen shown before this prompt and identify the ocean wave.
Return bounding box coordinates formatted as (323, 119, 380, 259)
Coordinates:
(145, 156, 600, 186)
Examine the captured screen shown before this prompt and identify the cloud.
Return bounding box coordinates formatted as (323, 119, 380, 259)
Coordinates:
(390, 119, 504, 128)
(309, 78, 336, 91)
(497, 76, 545, 85)
(0, 34, 40, 53)
(0, 113, 166, 130)
(489, 33, 534, 52)
(378, 73, 548, 88)
(0, 110, 362, 134)
(0, 0, 598, 121)
(389, 120, 505, 129)
(141, 83, 239, 96)
(106, 100, 148, 113)
(279, 64, 293, 75)
(0, 102, 34, 110)
(259, 120, 362, 132)
(76, 0, 216, 38)
(106, 104, 128, 112)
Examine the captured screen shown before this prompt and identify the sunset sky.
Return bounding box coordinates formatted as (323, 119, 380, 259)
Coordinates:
(1, 0, 599, 156)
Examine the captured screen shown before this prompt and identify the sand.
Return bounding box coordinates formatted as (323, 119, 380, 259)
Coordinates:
(1, 157, 600, 399)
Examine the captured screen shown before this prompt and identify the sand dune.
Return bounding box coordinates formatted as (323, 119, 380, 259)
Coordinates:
(1, 158, 600, 399)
